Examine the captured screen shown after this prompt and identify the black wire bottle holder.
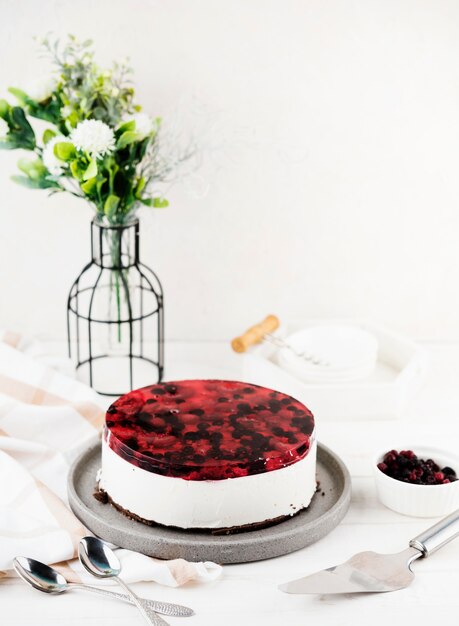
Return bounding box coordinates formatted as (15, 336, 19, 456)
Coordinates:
(67, 217, 164, 396)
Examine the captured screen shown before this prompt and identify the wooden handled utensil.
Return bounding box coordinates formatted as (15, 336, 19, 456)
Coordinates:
(231, 315, 280, 353)
(231, 315, 329, 366)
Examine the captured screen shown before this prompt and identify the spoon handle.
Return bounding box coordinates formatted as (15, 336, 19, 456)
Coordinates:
(115, 575, 170, 626)
(71, 583, 193, 617)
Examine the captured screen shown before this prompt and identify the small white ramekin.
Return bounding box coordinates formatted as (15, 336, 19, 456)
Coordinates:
(373, 445, 459, 517)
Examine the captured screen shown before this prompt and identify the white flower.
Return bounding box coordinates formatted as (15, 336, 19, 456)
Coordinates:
(71, 120, 115, 159)
(0, 118, 9, 139)
(26, 76, 56, 102)
(123, 112, 155, 140)
(42, 136, 72, 175)
(61, 105, 73, 119)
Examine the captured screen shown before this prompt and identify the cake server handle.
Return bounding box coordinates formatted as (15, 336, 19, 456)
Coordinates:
(71, 583, 193, 617)
(115, 575, 170, 626)
(409, 508, 459, 557)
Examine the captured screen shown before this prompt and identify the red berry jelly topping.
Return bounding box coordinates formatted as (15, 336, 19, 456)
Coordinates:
(104, 380, 315, 480)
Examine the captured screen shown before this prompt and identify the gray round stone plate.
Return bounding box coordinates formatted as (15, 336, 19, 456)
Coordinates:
(68, 441, 351, 564)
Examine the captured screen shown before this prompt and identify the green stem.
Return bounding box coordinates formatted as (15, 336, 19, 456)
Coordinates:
(106, 227, 123, 344)
(115, 269, 121, 342)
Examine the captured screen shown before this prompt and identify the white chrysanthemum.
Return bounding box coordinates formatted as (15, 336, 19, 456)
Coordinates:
(26, 76, 56, 103)
(0, 118, 9, 139)
(42, 136, 72, 175)
(71, 120, 115, 159)
(123, 112, 155, 140)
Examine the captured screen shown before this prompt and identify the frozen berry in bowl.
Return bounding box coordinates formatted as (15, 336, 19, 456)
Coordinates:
(376, 449, 457, 485)
(373, 445, 459, 517)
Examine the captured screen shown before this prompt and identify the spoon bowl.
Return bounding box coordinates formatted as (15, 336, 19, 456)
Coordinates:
(79, 536, 168, 625)
(13, 553, 193, 618)
(13, 557, 68, 594)
(79, 536, 121, 578)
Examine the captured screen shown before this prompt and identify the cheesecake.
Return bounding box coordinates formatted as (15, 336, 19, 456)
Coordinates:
(97, 379, 317, 532)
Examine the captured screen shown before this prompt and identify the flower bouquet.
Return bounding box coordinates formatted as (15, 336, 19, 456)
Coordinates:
(0, 35, 189, 392)
(0, 34, 182, 218)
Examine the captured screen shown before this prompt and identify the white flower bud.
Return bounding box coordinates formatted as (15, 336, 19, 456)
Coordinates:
(122, 112, 155, 140)
(26, 76, 56, 103)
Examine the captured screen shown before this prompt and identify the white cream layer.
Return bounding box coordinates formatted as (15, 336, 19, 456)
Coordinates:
(99, 436, 317, 529)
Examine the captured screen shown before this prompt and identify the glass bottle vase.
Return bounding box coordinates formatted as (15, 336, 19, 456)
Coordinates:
(67, 217, 164, 396)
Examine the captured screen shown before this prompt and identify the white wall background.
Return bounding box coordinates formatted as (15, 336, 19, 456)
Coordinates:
(1, 0, 459, 342)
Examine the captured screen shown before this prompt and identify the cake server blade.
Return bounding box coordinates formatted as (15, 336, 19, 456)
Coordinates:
(279, 548, 421, 594)
(279, 508, 459, 595)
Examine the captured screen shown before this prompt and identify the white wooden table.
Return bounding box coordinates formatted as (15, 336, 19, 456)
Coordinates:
(2, 341, 459, 625)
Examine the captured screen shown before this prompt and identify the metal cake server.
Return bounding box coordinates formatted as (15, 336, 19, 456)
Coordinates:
(280, 508, 459, 595)
(13, 556, 194, 617)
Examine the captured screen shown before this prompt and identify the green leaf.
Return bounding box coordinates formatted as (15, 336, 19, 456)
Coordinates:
(11, 174, 58, 189)
(93, 106, 106, 120)
(140, 196, 169, 208)
(133, 137, 150, 163)
(70, 160, 85, 180)
(104, 194, 120, 218)
(54, 141, 76, 161)
(0, 137, 20, 150)
(0, 99, 9, 119)
(12, 174, 43, 188)
(134, 176, 146, 198)
(153, 197, 169, 208)
(96, 177, 107, 196)
(9, 107, 35, 149)
(8, 87, 29, 106)
(43, 129, 57, 144)
(116, 120, 135, 135)
(116, 130, 139, 150)
(80, 177, 97, 195)
(11, 106, 30, 130)
(67, 110, 79, 128)
(17, 157, 47, 180)
(29, 103, 61, 124)
(83, 158, 97, 181)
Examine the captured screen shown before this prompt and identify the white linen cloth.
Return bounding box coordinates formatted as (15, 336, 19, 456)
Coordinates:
(0, 331, 222, 585)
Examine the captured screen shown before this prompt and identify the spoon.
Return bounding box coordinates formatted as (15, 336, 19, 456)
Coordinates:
(13, 557, 194, 618)
(79, 536, 169, 626)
